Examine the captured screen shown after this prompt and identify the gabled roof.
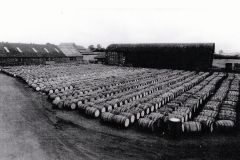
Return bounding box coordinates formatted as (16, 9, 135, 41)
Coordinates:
(0, 42, 65, 58)
(58, 43, 93, 56)
(58, 43, 82, 57)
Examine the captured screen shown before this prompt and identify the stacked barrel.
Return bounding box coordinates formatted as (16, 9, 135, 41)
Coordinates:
(214, 74, 240, 132)
(98, 71, 196, 128)
(191, 74, 229, 133)
(136, 72, 212, 132)
(2, 64, 240, 136)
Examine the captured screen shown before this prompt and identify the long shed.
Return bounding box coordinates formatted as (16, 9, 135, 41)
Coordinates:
(0, 42, 67, 66)
(106, 43, 215, 70)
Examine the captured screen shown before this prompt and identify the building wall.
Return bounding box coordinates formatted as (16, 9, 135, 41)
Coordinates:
(83, 54, 98, 61)
(0, 57, 69, 66)
(213, 59, 240, 68)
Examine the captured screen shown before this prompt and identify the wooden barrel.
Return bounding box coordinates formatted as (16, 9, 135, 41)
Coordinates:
(147, 112, 164, 121)
(176, 107, 192, 119)
(146, 113, 164, 129)
(110, 109, 121, 115)
(196, 118, 214, 133)
(200, 110, 218, 118)
(182, 121, 201, 133)
(54, 89, 59, 93)
(52, 98, 61, 106)
(54, 96, 61, 102)
(85, 107, 100, 118)
(218, 112, 236, 122)
(112, 115, 130, 128)
(140, 109, 145, 117)
(194, 115, 215, 122)
(106, 105, 113, 112)
(93, 105, 106, 113)
(223, 101, 237, 106)
(157, 107, 173, 115)
(60, 95, 67, 101)
(57, 101, 64, 109)
(214, 120, 235, 132)
(171, 111, 189, 122)
(100, 112, 115, 123)
(113, 103, 118, 109)
(120, 112, 135, 123)
(36, 87, 41, 91)
(149, 105, 155, 112)
(78, 104, 88, 111)
(70, 103, 77, 110)
(220, 107, 236, 112)
(167, 117, 182, 135)
(219, 110, 236, 117)
(63, 100, 71, 109)
(138, 118, 156, 132)
(129, 110, 141, 120)
(77, 100, 83, 107)
(49, 93, 57, 100)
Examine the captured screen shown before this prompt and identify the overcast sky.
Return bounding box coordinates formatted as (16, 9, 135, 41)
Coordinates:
(0, 0, 239, 54)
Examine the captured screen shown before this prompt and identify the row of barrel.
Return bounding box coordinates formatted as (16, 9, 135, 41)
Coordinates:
(49, 69, 176, 104)
(50, 70, 189, 110)
(215, 74, 239, 132)
(182, 73, 240, 134)
(137, 73, 240, 134)
(2, 64, 240, 135)
(99, 72, 209, 128)
(137, 72, 224, 133)
(2, 64, 148, 93)
(79, 71, 198, 124)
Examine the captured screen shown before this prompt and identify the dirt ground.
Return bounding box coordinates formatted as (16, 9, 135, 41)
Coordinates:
(1, 72, 240, 160)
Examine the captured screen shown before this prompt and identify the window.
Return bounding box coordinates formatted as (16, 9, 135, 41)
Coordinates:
(4, 47, 10, 53)
(55, 48, 59, 53)
(16, 47, 22, 53)
(32, 48, 38, 53)
(44, 48, 49, 53)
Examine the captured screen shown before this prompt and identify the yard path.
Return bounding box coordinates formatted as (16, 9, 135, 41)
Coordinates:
(0, 73, 96, 160)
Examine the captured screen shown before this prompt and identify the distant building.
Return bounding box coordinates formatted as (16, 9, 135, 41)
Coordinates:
(213, 59, 240, 71)
(82, 52, 99, 62)
(0, 42, 66, 66)
(106, 43, 215, 70)
(58, 43, 94, 62)
(94, 52, 106, 64)
(58, 43, 82, 62)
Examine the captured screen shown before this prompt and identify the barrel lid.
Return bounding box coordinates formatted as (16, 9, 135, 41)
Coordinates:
(136, 113, 140, 120)
(130, 115, 135, 123)
(124, 118, 130, 128)
(141, 110, 145, 117)
(94, 109, 100, 118)
(101, 107, 106, 113)
(169, 117, 181, 122)
(70, 103, 76, 110)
